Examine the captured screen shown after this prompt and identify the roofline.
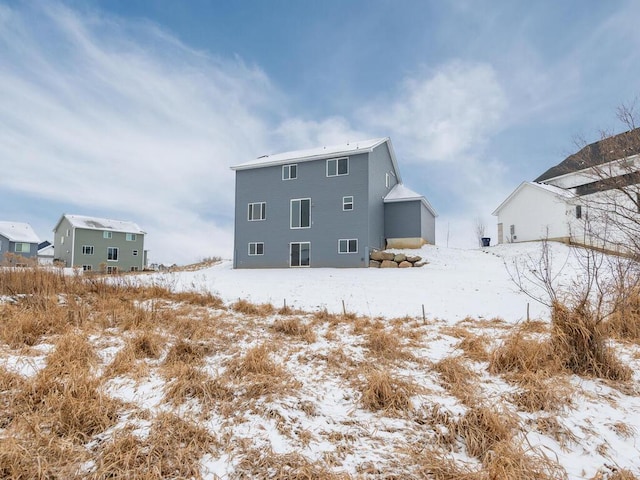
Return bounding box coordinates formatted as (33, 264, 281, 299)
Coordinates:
(492, 181, 574, 216)
(53, 214, 146, 235)
(231, 137, 391, 170)
(0, 222, 40, 243)
(536, 153, 640, 184)
(384, 195, 438, 217)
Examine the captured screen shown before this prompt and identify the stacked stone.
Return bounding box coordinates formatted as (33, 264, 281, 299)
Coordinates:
(369, 251, 426, 268)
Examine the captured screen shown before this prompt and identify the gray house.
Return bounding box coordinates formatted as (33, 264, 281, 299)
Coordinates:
(0, 221, 41, 263)
(53, 214, 147, 272)
(231, 137, 437, 268)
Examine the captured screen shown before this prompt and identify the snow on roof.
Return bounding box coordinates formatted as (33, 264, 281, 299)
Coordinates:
(231, 138, 389, 170)
(0, 222, 41, 243)
(59, 215, 145, 234)
(492, 181, 576, 216)
(38, 244, 54, 256)
(384, 183, 438, 216)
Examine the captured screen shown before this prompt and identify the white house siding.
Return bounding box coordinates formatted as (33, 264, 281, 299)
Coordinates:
(495, 184, 571, 243)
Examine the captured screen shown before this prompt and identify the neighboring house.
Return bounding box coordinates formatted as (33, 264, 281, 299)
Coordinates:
(53, 214, 147, 272)
(0, 221, 41, 263)
(38, 242, 55, 265)
(231, 137, 437, 268)
(493, 128, 640, 248)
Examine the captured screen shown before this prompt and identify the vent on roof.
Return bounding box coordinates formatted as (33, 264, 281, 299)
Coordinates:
(257, 155, 268, 159)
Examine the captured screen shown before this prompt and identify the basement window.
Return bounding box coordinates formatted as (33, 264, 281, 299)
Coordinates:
(338, 239, 358, 254)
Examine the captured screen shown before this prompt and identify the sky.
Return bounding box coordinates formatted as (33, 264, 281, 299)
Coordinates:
(2, 0, 640, 264)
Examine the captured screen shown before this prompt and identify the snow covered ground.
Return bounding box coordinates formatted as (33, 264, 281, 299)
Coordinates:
(153, 242, 583, 323)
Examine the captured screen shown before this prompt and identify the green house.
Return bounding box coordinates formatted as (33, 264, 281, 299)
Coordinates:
(53, 214, 147, 273)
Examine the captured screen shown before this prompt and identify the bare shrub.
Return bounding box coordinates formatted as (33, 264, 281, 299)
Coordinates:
(551, 301, 632, 381)
(272, 317, 317, 343)
(360, 369, 416, 413)
(607, 289, 640, 342)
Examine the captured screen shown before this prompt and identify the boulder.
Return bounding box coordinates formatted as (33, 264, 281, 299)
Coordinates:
(398, 261, 412, 268)
(369, 260, 381, 268)
(393, 253, 407, 263)
(370, 250, 385, 261)
(413, 261, 427, 267)
(380, 260, 398, 268)
(406, 255, 422, 263)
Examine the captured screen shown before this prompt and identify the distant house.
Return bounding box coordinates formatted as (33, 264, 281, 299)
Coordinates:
(53, 214, 147, 272)
(231, 137, 437, 268)
(0, 222, 41, 263)
(493, 128, 640, 248)
(38, 242, 55, 265)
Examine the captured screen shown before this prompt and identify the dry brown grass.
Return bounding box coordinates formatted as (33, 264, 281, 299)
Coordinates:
(551, 302, 631, 381)
(93, 412, 216, 479)
(457, 333, 490, 362)
(272, 317, 317, 343)
(412, 448, 484, 480)
(510, 373, 572, 413)
(457, 405, 516, 460)
(360, 368, 417, 413)
(162, 339, 210, 370)
(433, 355, 478, 405)
(231, 298, 275, 316)
(164, 364, 234, 410)
(483, 441, 567, 480)
(489, 328, 559, 377)
(235, 448, 347, 479)
(364, 328, 408, 361)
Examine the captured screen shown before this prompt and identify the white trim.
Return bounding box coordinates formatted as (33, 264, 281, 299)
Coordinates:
(338, 238, 358, 254)
(107, 246, 119, 262)
(326, 157, 349, 177)
(282, 164, 297, 180)
(248, 242, 264, 256)
(342, 196, 354, 211)
(289, 241, 311, 267)
(248, 202, 266, 221)
(82, 245, 94, 255)
(290, 198, 311, 229)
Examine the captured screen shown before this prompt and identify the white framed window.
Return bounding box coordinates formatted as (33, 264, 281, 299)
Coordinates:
(290, 242, 310, 267)
(132, 250, 138, 256)
(103, 231, 112, 239)
(290, 198, 311, 229)
(576, 205, 582, 219)
(60, 236, 65, 245)
(282, 164, 297, 180)
(248, 242, 264, 256)
(107, 247, 119, 261)
(338, 239, 358, 254)
(126, 233, 137, 241)
(82, 245, 94, 255)
(82, 265, 92, 271)
(66, 229, 71, 236)
(327, 157, 349, 177)
(106, 266, 118, 274)
(14, 243, 30, 253)
(343, 196, 354, 211)
(248, 202, 266, 221)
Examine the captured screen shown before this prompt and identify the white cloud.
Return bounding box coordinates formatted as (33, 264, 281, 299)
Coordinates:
(0, 3, 279, 264)
(361, 61, 507, 163)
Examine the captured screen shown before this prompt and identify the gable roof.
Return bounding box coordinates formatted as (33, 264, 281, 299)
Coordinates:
(384, 183, 438, 217)
(0, 222, 41, 243)
(492, 181, 576, 216)
(231, 137, 403, 182)
(54, 214, 146, 235)
(535, 128, 640, 182)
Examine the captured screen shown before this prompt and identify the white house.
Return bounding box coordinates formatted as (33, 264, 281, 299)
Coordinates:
(494, 128, 640, 249)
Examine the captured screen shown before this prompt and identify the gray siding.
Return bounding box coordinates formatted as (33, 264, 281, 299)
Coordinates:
(234, 152, 373, 268)
(54, 217, 145, 271)
(384, 200, 436, 245)
(367, 142, 398, 251)
(0, 235, 38, 260)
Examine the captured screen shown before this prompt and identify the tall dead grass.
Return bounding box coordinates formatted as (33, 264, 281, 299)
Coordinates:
(272, 317, 317, 343)
(433, 355, 478, 405)
(360, 368, 417, 413)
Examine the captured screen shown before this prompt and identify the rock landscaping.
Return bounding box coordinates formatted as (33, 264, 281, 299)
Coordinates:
(369, 250, 426, 268)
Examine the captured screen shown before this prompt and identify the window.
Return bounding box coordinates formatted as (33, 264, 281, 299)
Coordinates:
(338, 239, 358, 254)
(343, 196, 354, 211)
(60, 236, 65, 245)
(14, 243, 30, 253)
(290, 242, 310, 267)
(132, 250, 138, 256)
(106, 266, 118, 274)
(82, 265, 92, 271)
(66, 229, 70, 236)
(576, 205, 582, 219)
(248, 242, 264, 255)
(327, 157, 349, 177)
(126, 233, 137, 241)
(82, 245, 94, 255)
(107, 247, 119, 261)
(103, 231, 112, 239)
(510, 225, 515, 235)
(290, 198, 311, 228)
(282, 164, 297, 180)
(248, 202, 266, 221)
(130, 266, 139, 272)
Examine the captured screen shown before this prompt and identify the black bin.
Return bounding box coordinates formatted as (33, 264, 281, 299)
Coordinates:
(481, 237, 491, 247)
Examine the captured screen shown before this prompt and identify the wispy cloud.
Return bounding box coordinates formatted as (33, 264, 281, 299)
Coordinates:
(0, 3, 280, 263)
